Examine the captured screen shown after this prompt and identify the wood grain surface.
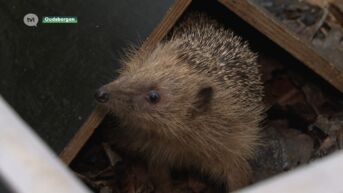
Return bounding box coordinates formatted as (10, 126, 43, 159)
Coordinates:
(219, 0, 343, 93)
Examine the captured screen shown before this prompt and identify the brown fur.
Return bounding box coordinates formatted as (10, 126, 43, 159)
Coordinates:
(99, 13, 265, 192)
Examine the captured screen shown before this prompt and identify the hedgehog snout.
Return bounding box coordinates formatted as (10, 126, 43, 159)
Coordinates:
(95, 87, 110, 103)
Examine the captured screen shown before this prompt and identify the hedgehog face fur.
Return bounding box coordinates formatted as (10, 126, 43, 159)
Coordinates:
(99, 46, 217, 134)
(95, 13, 265, 192)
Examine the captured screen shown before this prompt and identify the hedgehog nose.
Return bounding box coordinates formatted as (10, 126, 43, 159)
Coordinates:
(95, 88, 110, 103)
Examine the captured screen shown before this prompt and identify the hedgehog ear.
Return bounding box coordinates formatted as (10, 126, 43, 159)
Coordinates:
(191, 86, 213, 117)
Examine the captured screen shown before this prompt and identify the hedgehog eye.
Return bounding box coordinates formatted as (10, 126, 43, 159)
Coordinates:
(146, 90, 160, 104)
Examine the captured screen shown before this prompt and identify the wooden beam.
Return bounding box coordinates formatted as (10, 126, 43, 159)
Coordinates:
(59, 0, 191, 165)
(219, 0, 343, 93)
(141, 0, 192, 50)
(59, 105, 108, 164)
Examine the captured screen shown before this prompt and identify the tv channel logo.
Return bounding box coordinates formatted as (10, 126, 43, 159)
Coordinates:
(23, 13, 39, 27)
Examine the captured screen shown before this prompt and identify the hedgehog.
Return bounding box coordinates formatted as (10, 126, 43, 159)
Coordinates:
(95, 13, 265, 192)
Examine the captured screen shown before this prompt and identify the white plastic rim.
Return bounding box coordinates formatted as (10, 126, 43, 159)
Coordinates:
(0, 95, 91, 193)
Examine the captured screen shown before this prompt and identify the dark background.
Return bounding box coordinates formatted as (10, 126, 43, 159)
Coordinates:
(0, 178, 12, 193)
(0, 0, 177, 153)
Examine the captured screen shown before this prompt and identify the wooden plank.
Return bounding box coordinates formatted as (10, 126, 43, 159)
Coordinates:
(0, 96, 91, 193)
(59, 0, 192, 165)
(219, 0, 343, 93)
(59, 106, 108, 164)
(141, 0, 192, 50)
(235, 151, 343, 193)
